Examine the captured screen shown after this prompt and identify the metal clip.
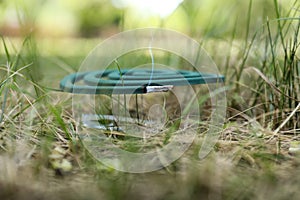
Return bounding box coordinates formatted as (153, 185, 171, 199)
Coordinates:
(146, 85, 173, 93)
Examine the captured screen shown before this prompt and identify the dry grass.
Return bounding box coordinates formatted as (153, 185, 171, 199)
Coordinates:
(0, 84, 300, 200)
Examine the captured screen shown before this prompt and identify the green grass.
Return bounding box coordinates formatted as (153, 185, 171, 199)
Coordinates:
(0, 0, 300, 199)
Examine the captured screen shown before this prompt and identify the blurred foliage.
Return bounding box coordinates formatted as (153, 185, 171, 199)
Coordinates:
(77, 1, 122, 37)
(0, 0, 293, 38)
(180, 0, 287, 37)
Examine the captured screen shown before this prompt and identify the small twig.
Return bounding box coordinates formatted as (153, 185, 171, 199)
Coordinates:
(267, 102, 300, 142)
(274, 102, 300, 134)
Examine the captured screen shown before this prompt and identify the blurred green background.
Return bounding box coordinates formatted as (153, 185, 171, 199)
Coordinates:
(0, 0, 291, 38)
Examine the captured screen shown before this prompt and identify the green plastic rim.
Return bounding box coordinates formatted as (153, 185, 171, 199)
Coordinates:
(60, 69, 225, 94)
